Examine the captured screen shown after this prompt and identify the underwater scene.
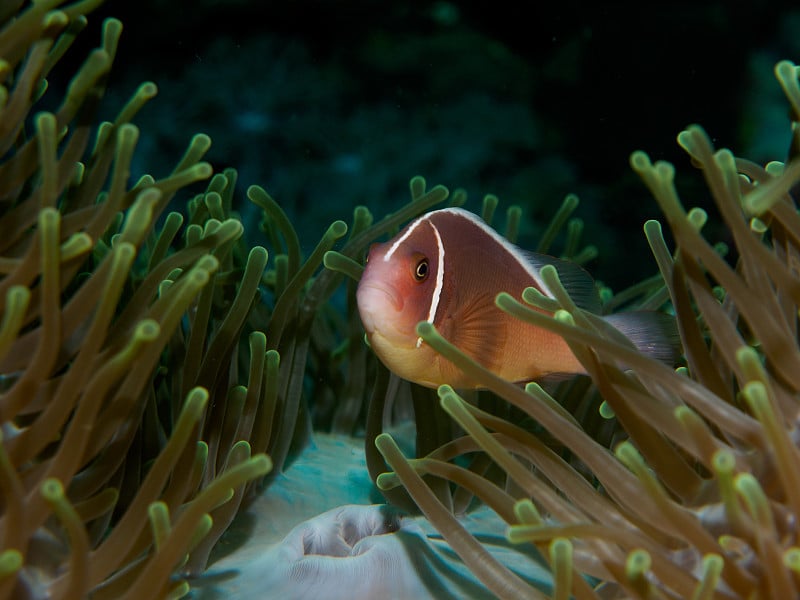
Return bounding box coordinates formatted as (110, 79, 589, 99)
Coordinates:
(3, 0, 800, 598)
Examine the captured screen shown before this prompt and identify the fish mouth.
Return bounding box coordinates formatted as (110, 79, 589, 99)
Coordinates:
(356, 281, 404, 334)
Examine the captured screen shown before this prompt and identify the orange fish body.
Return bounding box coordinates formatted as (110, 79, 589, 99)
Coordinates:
(357, 208, 673, 389)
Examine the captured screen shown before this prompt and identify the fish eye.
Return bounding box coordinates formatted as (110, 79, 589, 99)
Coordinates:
(414, 258, 429, 281)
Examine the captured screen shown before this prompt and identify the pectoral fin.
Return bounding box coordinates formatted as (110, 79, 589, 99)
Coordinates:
(441, 292, 508, 371)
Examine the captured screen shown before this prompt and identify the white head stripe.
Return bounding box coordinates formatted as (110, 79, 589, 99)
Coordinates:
(383, 215, 426, 261)
(428, 207, 553, 297)
(416, 220, 445, 348)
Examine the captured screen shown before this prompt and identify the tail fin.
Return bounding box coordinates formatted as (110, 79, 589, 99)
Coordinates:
(603, 311, 682, 366)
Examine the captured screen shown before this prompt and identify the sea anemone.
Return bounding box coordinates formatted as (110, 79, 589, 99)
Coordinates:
(370, 60, 800, 599)
(0, 4, 462, 597)
(0, 2, 359, 597)
(9, 1, 800, 599)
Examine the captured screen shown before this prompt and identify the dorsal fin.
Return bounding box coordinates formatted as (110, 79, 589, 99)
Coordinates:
(524, 252, 602, 314)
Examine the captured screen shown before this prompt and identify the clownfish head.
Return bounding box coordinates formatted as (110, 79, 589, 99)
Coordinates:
(356, 217, 444, 381)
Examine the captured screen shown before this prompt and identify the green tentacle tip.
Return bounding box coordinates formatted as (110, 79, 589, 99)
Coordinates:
(214, 488, 236, 507)
(188, 162, 213, 180)
(164, 268, 183, 281)
(136, 174, 156, 188)
(61, 232, 93, 259)
(195, 441, 209, 466)
(195, 254, 220, 273)
(512, 499, 542, 525)
(374, 432, 399, 455)
(323, 251, 364, 281)
(41, 478, 66, 502)
(775, 60, 799, 90)
(248, 245, 269, 266)
(553, 309, 575, 325)
(549, 536, 572, 563)
(687, 207, 707, 231)
(673, 404, 694, 423)
(138, 81, 158, 99)
(614, 441, 643, 470)
(711, 449, 735, 475)
(438, 386, 463, 413)
(643, 219, 662, 237)
(558, 193, 578, 212)
(0, 550, 22, 578)
(6, 285, 30, 313)
(117, 122, 139, 146)
(415, 320, 436, 339)
(165, 581, 191, 600)
(249, 454, 273, 477)
(39, 206, 60, 228)
(735, 345, 763, 374)
(352, 205, 373, 230)
(505, 524, 533, 545)
(184, 387, 210, 420)
(437, 384, 456, 399)
(550, 537, 573, 597)
(186, 267, 210, 288)
(189, 514, 214, 552)
(409, 175, 426, 200)
(43, 10, 69, 29)
(481, 193, 498, 224)
(201, 219, 222, 238)
(598, 400, 615, 419)
(629, 150, 652, 172)
(148, 501, 171, 550)
(134, 319, 160, 342)
(449, 188, 466, 207)
(764, 160, 785, 176)
(520, 286, 547, 305)
(714, 148, 737, 172)
(717, 535, 742, 554)
(692, 553, 723, 597)
(570, 244, 597, 265)
(749, 217, 768, 235)
(539, 263, 559, 281)
(783, 547, 800, 572)
(676, 125, 710, 155)
(190, 134, 212, 153)
(741, 381, 771, 418)
(326, 220, 348, 240)
(504, 205, 522, 242)
(159, 280, 174, 297)
(203, 191, 223, 218)
(654, 160, 675, 182)
(625, 549, 651, 579)
(102, 16, 123, 40)
(734, 473, 771, 527)
(226, 440, 253, 465)
(35, 111, 57, 134)
(266, 349, 280, 367)
(68, 49, 110, 96)
(375, 472, 400, 490)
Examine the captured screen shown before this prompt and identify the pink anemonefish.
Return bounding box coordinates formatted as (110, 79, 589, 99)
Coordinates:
(356, 207, 679, 389)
